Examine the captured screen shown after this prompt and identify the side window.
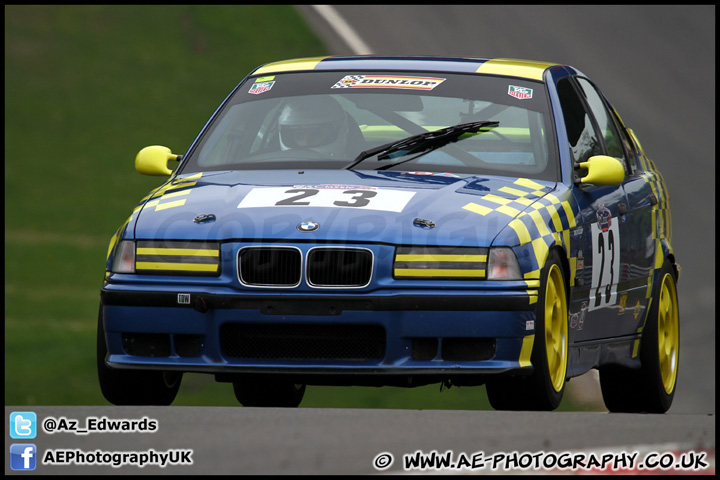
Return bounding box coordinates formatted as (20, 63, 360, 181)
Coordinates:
(574, 78, 631, 173)
(609, 106, 640, 174)
(556, 78, 602, 164)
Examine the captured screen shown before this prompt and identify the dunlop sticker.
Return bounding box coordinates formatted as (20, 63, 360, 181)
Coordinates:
(332, 75, 445, 90)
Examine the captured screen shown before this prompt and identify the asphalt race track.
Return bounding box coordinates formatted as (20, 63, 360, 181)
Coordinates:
(298, 3, 716, 418)
(7, 6, 714, 476)
(4, 405, 715, 475)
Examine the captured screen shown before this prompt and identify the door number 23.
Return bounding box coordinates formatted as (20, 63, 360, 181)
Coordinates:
(589, 221, 620, 311)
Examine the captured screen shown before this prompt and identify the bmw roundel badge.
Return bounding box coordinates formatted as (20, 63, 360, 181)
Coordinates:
(297, 221, 320, 232)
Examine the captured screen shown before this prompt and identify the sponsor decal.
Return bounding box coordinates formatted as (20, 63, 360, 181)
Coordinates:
(249, 76, 275, 95)
(331, 75, 446, 90)
(596, 204, 612, 232)
(508, 85, 533, 100)
(577, 301, 588, 330)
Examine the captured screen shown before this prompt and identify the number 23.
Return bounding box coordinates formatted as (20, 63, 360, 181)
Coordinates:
(590, 222, 620, 311)
(275, 189, 378, 207)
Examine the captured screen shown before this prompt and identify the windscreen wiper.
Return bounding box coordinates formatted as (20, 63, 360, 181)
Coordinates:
(343, 120, 499, 170)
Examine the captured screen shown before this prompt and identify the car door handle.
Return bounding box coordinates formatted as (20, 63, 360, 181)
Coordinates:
(649, 193, 658, 205)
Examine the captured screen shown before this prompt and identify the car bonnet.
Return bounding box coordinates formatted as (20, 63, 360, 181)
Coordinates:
(132, 169, 560, 248)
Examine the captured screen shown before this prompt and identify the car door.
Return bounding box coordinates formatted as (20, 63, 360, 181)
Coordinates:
(556, 76, 651, 342)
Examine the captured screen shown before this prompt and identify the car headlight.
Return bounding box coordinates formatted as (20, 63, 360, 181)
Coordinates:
(486, 247, 522, 280)
(393, 246, 488, 279)
(111, 240, 136, 274)
(111, 240, 221, 276)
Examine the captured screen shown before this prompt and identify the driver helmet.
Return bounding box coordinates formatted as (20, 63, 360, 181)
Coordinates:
(279, 96, 349, 156)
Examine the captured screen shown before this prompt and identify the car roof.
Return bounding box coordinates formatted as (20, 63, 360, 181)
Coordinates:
(251, 56, 566, 82)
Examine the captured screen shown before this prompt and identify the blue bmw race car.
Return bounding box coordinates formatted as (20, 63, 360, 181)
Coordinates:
(99, 56, 679, 412)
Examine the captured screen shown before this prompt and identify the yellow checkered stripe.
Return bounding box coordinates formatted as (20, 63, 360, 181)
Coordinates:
(635, 151, 672, 247)
(141, 173, 203, 212)
(136, 240, 220, 276)
(394, 246, 488, 279)
(462, 178, 579, 298)
(632, 161, 673, 358)
(639, 160, 670, 292)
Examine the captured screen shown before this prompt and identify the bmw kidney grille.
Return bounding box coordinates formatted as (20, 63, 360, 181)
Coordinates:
(238, 246, 373, 288)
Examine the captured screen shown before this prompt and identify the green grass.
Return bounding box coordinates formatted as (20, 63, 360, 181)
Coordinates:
(5, 4, 327, 407)
(5, 5, 601, 411)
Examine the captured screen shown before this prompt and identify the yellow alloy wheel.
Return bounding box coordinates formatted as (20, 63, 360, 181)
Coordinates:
(544, 263, 568, 393)
(657, 272, 679, 394)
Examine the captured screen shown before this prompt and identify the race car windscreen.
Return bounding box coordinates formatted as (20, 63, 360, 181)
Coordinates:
(180, 71, 559, 181)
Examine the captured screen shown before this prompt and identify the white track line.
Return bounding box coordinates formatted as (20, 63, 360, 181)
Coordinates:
(311, 5, 373, 55)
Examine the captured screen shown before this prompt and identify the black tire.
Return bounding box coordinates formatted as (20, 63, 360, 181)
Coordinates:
(486, 249, 569, 411)
(97, 305, 182, 405)
(232, 379, 306, 408)
(599, 258, 679, 413)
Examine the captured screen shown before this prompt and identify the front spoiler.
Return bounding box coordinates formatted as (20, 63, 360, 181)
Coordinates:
(100, 289, 536, 314)
(104, 361, 533, 387)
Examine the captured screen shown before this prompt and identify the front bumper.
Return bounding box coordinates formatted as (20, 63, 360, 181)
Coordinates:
(100, 286, 538, 385)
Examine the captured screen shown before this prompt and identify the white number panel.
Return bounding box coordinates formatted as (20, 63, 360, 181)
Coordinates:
(588, 220, 621, 312)
(237, 186, 416, 213)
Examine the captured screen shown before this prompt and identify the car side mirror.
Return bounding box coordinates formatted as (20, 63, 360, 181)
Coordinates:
(135, 145, 182, 176)
(576, 155, 625, 186)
